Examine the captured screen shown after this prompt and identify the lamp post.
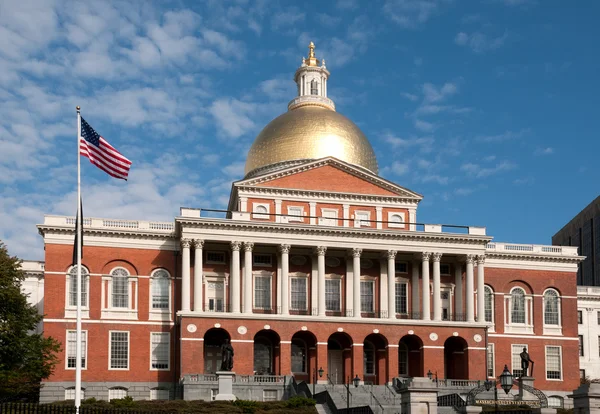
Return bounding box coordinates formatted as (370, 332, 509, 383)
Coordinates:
(485, 365, 513, 412)
(346, 375, 360, 411)
(313, 366, 324, 396)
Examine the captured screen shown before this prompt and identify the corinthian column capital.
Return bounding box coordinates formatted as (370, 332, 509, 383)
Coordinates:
(351, 248, 363, 258)
(314, 246, 327, 256)
(476, 255, 486, 265)
(385, 250, 397, 260)
(181, 238, 192, 248)
(465, 254, 475, 264)
(278, 244, 291, 254)
(432, 252, 442, 262)
(193, 239, 204, 249)
(230, 241, 242, 251)
(243, 242, 254, 252)
(420, 251, 431, 262)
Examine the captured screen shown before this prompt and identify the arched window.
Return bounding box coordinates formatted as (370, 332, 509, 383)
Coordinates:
(548, 396, 564, 408)
(544, 289, 560, 326)
(254, 337, 273, 375)
(484, 286, 494, 323)
(398, 343, 408, 376)
(68, 266, 89, 307)
(291, 339, 307, 373)
(310, 79, 318, 95)
(108, 387, 128, 401)
(256, 205, 267, 214)
(390, 214, 403, 224)
(363, 341, 375, 375)
(151, 269, 170, 310)
(111, 268, 129, 308)
(511, 287, 526, 324)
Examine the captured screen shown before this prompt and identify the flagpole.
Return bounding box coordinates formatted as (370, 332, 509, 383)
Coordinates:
(75, 106, 83, 413)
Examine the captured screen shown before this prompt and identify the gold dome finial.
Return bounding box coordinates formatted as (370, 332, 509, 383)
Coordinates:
(306, 41, 319, 66)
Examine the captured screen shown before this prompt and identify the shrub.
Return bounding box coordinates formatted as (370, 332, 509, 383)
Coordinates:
(233, 399, 259, 413)
(284, 396, 316, 408)
(110, 395, 135, 408)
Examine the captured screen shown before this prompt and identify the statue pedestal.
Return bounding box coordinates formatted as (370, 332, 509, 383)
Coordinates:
(215, 371, 237, 401)
(518, 377, 535, 401)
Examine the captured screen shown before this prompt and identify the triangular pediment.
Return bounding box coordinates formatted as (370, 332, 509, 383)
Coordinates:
(234, 157, 423, 199)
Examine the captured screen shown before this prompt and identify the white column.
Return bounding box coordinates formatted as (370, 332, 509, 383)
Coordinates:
(477, 255, 486, 323)
(455, 263, 463, 319)
(230, 241, 241, 313)
(432, 252, 442, 321)
(409, 209, 417, 231)
(242, 242, 254, 314)
(346, 257, 353, 316)
(181, 239, 191, 312)
(279, 244, 290, 315)
(310, 202, 317, 225)
(376, 207, 383, 230)
(240, 197, 248, 212)
(421, 252, 431, 321)
(193, 239, 204, 312)
(343, 204, 350, 228)
(465, 254, 475, 322)
(316, 246, 327, 316)
(275, 200, 282, 223)
(411, 259, 420, 317)
(353, 248, 362, 318)
(387, 250, 397, 319)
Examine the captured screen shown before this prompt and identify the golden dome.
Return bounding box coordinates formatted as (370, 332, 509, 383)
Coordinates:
(245, 105, 379, 176)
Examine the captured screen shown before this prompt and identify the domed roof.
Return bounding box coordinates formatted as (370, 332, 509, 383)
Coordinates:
(244, 105, 379, 177)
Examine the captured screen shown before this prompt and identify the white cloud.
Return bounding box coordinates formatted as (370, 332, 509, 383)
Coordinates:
(272, 9, 305, 30)
(454, 31, 508, 53)
(260, 78, 295, 100)
(461, 161, 517, 178)
(222, 162, 246, 178)
(209, 98, 256, 139)
(534, 147, 553, 156)
(383, 0, 444, 29)
(383, 132, 435, 153)
(390, 161, 410, 176)
(420, 174, 449, 185)
(423, 82, 458, 103)
(401, 92, 419, 102)
(336, 0, 359, 10)
(414, 119, 435, 132)
(475, 129, 529, 143)
(514, 177, 535, 185)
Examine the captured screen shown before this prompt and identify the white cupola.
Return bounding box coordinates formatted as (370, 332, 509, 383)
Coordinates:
(288, 42, 335, 111)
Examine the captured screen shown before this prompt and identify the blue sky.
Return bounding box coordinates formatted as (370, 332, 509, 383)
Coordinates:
(1, 0, 599, 260)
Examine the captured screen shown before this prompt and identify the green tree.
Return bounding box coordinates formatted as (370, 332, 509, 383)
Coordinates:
(0, 241, 61, 401)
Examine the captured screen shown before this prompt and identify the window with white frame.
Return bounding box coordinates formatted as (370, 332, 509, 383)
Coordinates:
(543, 289, 560, 326)
(487, 343, 495, 378)
(206, 251, 226, 264)
(579, 335, 584, 356)
(252, 203, 270, 219)
(111, 268, 130, 308)
(151, 269, 170, 310)
(510, 287, 526, 324)
(320, 209, 338, 226)
(150, 388, 170, 400)
(291, 339, 306, 373)
(151, 332, 170, 370)
(287, 206, 304, 222)
(484, 286, 494, 323)
(254, 275, 272, 309)
(547, 396, 564, 408)
(395, 282, 408, 314)
(64, 387, 85, 400)
(253, 254, 272, 267)
(361, 280, 375, 313)
(546, 346, 562, 380)
(290, 277, 307, 311)
(325, 278, 341, 311)
(206, 278, 225, 312)
(67, 266, 89, 308)
(66, 330, 87, 369)
(108, 387, 128, 401)
(511, 344, 527, 378)
(388, 212, 405, 228)
(577, 310, 582, 324)
(110, 331, 129, 369)
(355, 211, 370, 227)
(395, 261, 408, 274)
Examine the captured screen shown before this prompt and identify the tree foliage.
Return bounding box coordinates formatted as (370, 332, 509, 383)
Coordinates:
(0, 241, 61, 401)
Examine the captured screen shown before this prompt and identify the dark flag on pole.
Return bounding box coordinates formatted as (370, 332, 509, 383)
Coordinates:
(72, 197, 83, 265)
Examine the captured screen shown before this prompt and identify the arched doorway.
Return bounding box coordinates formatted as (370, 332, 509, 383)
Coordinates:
(444, 336, 468, 379)
(327, 332, 353, 384)
(254, 330, 280, 375)
(399, 334, 423, 377)
(204, 328, 230, 374)
(291, 331, 317, 383)
(364, 334, 388, 385)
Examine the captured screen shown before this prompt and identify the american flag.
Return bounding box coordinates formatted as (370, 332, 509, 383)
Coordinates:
(80, 117, 132, 180)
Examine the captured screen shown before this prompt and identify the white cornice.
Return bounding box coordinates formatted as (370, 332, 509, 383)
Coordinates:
(235, 157, 423, 200)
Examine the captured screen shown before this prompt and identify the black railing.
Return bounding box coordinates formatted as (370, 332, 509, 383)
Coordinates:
(0, 403, 162, 414)
(363, 310, 388, 319)
(438, 393, 467, 407)
(203, 303, 231, 313)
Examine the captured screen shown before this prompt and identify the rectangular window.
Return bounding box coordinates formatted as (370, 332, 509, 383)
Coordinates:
(579, 335, 584, 357)
(440, 264, 451, 275)
(511, 344, 527, 378)
(325, 279, 341, 311)
(578, 310, 583, 324)
(355, 211, 370, 227)
(253, 254, 272, 267)
(206, 280, 225, 312)
(487, 344, 495, 378)
(150, 389, 170, 400)
(108, 388, 127, 401)
(546, 346, 562, 380)
(395, 262, 408, 274)
(321, 209, 338, 226)
(206, 251, 226, 264)
(151, 276, 169, 310)
(69, 274, 88, 307)
(110, 331, 129, 369)
(395, 283, 408, 314)
(287, 206, 304, 222)
(66, 330, 87, 369)
(290, 278, 307, 311)
(361, 280, 375, 313)
(151, 332, 170, 370)
(65, 388, 84, 400)
(581, 369, 586, 379)
(254, 276, 271, 309)
(597, 310, 600, 325)
(112, 276, 129, 308)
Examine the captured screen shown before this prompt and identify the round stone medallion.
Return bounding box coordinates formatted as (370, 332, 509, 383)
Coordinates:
(337, 327, 344, 332)
(326, 257, 341, 267)
(301, 326, 308, 331)
(214, 323, 221, 328)
(408, 330, 414, 335)
(473, 334, 482, 343)
(291, 255, 307, 265)
(238, 326, 247, 335)
(187, 324, 197, 333)
(373, 329, 379, 334)
(264, 324, 271, 330)
(452, 332, 459, 337)
(429, 332, 438, 341)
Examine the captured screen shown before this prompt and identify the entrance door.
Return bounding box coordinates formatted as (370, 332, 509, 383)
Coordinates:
(328, 350, 343, 384)
(441, 291, 450, 320)
(204, 345, 222, 373)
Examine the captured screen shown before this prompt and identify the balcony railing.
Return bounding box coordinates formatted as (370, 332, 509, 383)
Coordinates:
(486, 242, 579, 256)
(43, 215, 175, 232)
(182, 374, 285, 384)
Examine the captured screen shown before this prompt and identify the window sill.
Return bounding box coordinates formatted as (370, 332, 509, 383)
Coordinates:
(504, 324, 534, 334)
(65, 309, 90, 319)
(102, 309, 138, 320)
(149, 311, 172, 321)
(543, 326, 562, 336)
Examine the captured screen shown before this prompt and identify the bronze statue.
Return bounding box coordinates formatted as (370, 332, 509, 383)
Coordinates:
(520, 347, 534, 377)
(220, 338, 234, 371)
